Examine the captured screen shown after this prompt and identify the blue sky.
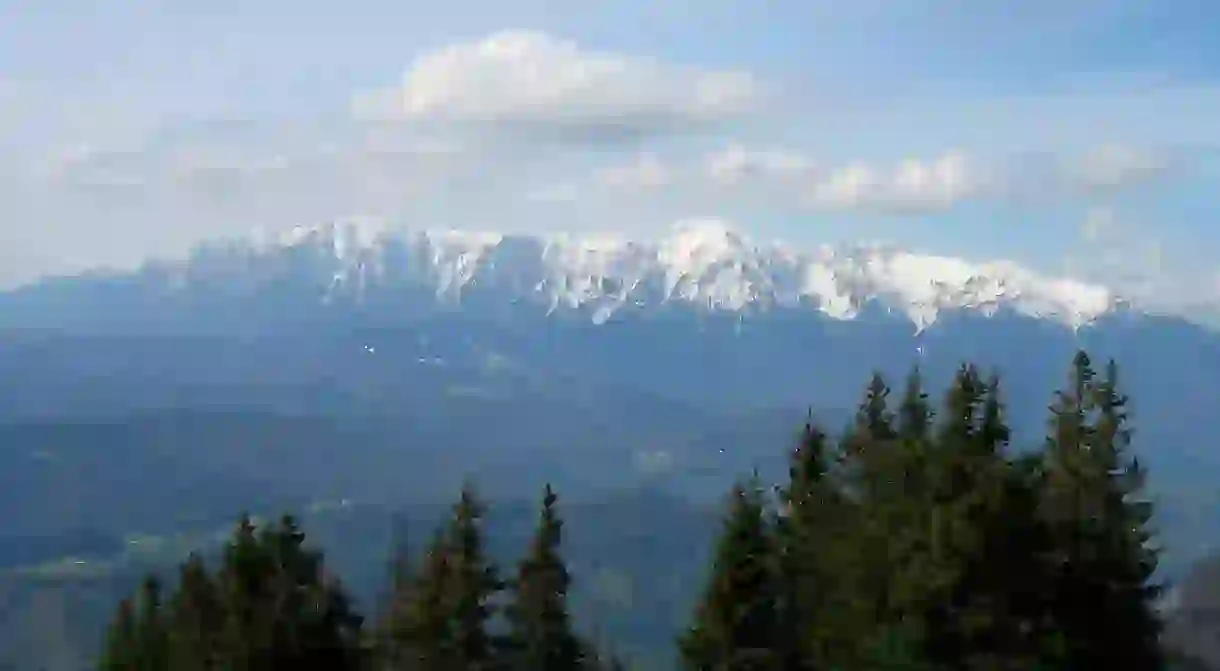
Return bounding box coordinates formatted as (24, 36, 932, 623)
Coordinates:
(1, 0, 1219, 318)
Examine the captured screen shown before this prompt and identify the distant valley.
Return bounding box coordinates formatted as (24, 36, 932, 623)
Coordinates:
(3, 220, 1220, 668)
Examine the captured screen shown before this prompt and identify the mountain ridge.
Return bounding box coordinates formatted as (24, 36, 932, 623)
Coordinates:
(99, 217, 1130, 332)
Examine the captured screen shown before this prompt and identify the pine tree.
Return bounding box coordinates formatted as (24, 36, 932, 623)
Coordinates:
(898, 365, 935, 444)
(679, 476, 780, 670)
(98, 577, 171, 671)
(96, 512, 367, 671)
(917, 369, 1054, 670)
(166, 553, 223, 671)
(443, 482, 504, 671)
(503, 484, 589, 670)
(215, 513, 276, 668)
(773, 417, 845, 669)
(374, 514, 418, 668)
(395, 528, 459, 670)
(134, 575, 170, 670)
(1040, 352, 1165, 670)
(98, 596, 139, 671)
(835, 369, 937, 667)
(845, 372, 898, 458)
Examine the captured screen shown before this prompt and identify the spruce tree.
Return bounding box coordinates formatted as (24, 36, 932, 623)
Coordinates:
(1040, 352, 1164, 670)
(98, 596, 139, 671)
(166, 553, 223, 671)
(90, 512, 367, 671)
(679, 476, 780, 670)
(837, 370, 934, 667)
(215, 513, 275, 668)
(503, 484, 589, 670)
(396, 528, 459, 670)
(134, 575, 170, 670)
(374, 514, 418, 668)
(774, 417, 844, 669)
(443, 483, 504, 671)
(919, 368, 1053, 670)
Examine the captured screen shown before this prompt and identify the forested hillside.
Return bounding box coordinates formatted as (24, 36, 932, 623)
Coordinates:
(79, 351, 1217, 669)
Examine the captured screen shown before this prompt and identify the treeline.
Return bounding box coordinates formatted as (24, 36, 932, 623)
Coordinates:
(97, 351, 1172, 670)
(97, 483, 623, 671)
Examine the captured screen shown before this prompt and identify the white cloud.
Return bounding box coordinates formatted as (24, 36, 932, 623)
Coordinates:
(1069, 143, 1172, 191)
(804, 151, 987, 213)
(353, 31, 762, 143)
(706, 144, 814, 184)
(597, 153, 673, 189)
(565, 145, 1167, 216)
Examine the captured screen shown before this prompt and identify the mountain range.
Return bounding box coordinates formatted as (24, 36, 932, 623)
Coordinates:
(3, 218, 1220, 668)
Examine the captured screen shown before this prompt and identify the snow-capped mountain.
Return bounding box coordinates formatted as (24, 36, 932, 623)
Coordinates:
(150, 217, 1126, 331)
(3, 215, 1220, 581)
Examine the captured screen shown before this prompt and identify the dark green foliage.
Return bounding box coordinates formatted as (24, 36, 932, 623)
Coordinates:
(1039, 353, 1166, 670)
(96, 515, 365, 671)
(92, 350, 1175, 671)
(678, 476, 781, 670)
(677, 352, 1168, 671)
(503, 484, 590, 670)
(443, 483, 505, 670)
(774, 418, 846, 669)
(392, 528, 459, 670)
(98, 597, 139, 671)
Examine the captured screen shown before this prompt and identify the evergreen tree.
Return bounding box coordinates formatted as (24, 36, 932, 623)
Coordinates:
(98, 512, 365, 671)
(443, 483, 504, 671)
(395, 528, 459, 670)
(919, 369, 1052, 670)
(1040, 352, 1165, 670)
(98, 577, 170, 671)
(845, 372, 898, 458)
(679, 476, 780, 670)
(166, 553, 223, 671)
(774, 417, 845, 669)
(133, 575, 170, 670)
(374, 514, 418, 668)
(836, 370, 934, 666)
(898, 365, 935, 444)
(98, 596, 139, 671)
(215, 513, 276, 668)
(503, 484, 589, 670)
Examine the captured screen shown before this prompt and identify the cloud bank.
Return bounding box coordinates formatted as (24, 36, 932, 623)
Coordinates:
(353, 31, 762, 144)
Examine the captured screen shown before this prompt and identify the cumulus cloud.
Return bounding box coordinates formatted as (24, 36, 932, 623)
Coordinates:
(580, 142, 1173, 216)
(806, 152, 985, 213)
(353, 31, 763, 143)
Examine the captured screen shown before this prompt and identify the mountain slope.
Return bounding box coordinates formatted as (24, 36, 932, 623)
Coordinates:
(2, 219, 1219, 567)
(0, 218, 1128, 334)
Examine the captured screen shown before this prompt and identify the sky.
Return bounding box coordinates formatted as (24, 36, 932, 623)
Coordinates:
(2, 0, 1219, 320)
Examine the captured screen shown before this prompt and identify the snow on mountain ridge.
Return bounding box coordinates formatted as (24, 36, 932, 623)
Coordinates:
(193, 218, 1124, 330)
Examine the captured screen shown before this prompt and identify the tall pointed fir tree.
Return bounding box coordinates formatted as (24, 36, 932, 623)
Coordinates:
(679, 475, 780, 670)
(443, 482, 505, 671)
(214, 513, 275, 667)
(836, 370, 933, 666)
(393, 527, 459, 670)
(97, 513, 368, 671)
(98, 596, 139, 671)
(503, 484, 590, 670)
(166, 553, 223, 671)
(374, 513, 418, 668)
(1040, 352, 1164, 670)
(916, 367, 1055, 670)
(773, 415, 848, 669)
(134, 575, 170, 670)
